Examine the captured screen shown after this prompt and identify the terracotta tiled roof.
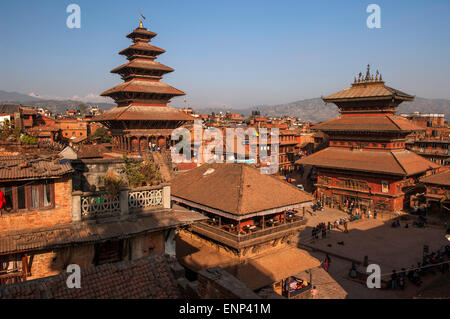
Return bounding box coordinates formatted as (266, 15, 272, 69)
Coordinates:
(0, 254, 181, 299)
(92, 105, 195, 122)
(77, 144, 108, 159)
(126, 28, 157, 39)
(111, 59, 174, 74)
(171, 163, 313, 216)
(313, 115, 424, 133)
(296, 148, 439, 176)
(420, 170, 450, 187)
(0, 155, 73, 182)
(234, 247, 321, 290)
(323, 82, 414, 102)
(101, 79, 185, 97)
(0, 209, 207, 255)
(119, 42, 165, 55)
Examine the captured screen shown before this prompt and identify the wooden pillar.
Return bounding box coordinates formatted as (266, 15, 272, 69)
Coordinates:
(219, 216, 222, 226)
(137, 136, 141, 154)
(21, 254, 28, 281)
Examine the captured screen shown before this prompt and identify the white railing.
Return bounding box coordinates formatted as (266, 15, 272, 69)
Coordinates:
(73, 184, 170, 221)
(128, 188, 163, 211)
(80, 193, 120, 219)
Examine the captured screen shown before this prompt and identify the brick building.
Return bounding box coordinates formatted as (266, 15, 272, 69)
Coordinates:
(402, 113, 449, 166)
(0, 153, 205, 286)
(297, 66, 440, 214)
(419, 170, 450, 214)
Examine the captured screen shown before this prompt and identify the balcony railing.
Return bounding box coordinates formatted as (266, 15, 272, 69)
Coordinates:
(73, 184, 170, 221)
(191, 216, 307, 249)
(0, 272, 24, 286)
(81, 193, 120, 219)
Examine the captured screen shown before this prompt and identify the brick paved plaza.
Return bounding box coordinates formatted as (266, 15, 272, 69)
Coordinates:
(292, 208, 450, 298)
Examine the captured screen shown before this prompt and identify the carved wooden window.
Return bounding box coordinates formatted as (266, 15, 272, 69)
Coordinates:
(381, 181, 389, 193)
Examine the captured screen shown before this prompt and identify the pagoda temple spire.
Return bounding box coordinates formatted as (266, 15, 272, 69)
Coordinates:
(92, 22, 193, 154)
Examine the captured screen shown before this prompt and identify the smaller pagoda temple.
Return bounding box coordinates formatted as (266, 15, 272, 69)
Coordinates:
(297, 66, 440, 214)
(93, 20, 193, 154)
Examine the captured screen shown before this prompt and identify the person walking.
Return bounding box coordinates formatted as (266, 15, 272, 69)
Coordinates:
(324, 254, 331, 272)
(311, 286, 318, 299)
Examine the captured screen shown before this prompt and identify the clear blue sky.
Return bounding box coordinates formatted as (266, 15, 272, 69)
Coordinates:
(0, 0, 449, 108)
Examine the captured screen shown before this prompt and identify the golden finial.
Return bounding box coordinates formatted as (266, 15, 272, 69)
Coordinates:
(138, 13, 146, 29)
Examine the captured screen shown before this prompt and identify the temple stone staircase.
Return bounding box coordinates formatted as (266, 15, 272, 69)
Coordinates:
(151, 151, 173, 182)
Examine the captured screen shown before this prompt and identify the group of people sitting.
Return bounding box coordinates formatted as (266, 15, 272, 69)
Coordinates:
(311, 218, 351, 241)
(312, 223, 328, 240)
(391, 245, 450, 289)
(391, 215, 428, 229)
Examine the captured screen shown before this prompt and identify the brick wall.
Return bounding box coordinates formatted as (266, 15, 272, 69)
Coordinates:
(28, 245, 95, 280)
(131, 231, 165, 259)
(197, 267, 260, 299)
(0, 177, 72, 232)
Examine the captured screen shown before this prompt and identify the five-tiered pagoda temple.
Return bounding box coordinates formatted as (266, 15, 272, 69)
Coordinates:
(297, 66, 440, 214)
(93, 20, 193, 153)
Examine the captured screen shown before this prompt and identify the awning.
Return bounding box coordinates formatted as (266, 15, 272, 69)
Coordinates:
(178, 233, 321, 291)
(234, 248, 321, 290)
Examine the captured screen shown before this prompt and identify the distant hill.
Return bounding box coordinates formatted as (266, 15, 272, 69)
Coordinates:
(1, 90, 449, 122)
(0, 90, 115, 113)
(194, 97, 450, 122)
(0, 90, 42, 102)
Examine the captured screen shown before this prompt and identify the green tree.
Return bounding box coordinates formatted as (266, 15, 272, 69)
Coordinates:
(20, 135, 37, 145)
(120, 156, 162, 188)
(89, 126, 112, 143)
(77, 103, 88, 114)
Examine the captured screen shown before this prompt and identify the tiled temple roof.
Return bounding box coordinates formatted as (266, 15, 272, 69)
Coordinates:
(100, 79, 185, 97)
(111, 59, 174, 74)
(420, 170, 450, 187)
(296, 148, 439, 176)
(171, 163, 313, 216)
(313, 115, 424, 133)
(323, 66, 414, 103)
(92, 105, 194, 122)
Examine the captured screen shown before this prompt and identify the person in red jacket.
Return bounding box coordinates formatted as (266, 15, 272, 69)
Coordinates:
(0, 191, 6, 215)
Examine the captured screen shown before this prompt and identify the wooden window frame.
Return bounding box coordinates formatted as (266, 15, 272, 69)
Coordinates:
(0, 180, 55, 214)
